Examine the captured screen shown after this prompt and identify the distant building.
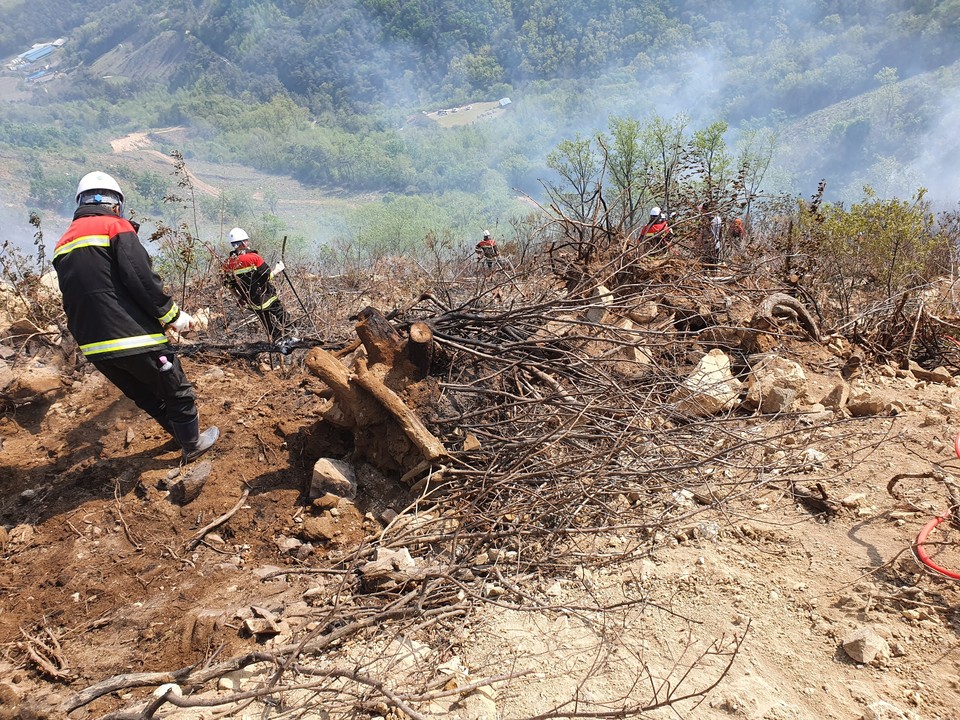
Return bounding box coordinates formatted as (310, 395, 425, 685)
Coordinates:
(26, 69, 53, 82)
(498, 97, 512, 108)
(20, 44, 55, 64)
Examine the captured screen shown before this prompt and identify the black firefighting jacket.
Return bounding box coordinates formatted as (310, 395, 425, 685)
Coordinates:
(53, 206, 180, 359)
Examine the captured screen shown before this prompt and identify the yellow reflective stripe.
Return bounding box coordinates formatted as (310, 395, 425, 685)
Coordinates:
(247, 295, 278, 311)
(80, 334, 167, 356)
(232, 266, 256, 275)
(159, 303, 179, 325)
(53, 234, 110, 259)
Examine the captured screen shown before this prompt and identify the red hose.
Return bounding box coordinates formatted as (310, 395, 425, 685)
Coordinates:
(911, 429, 960, 579)
(914, 514, 960, 580)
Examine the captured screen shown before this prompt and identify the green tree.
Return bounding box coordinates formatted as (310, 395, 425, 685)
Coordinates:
(604, 116, 654, 233)
(643, 113, 689, 216)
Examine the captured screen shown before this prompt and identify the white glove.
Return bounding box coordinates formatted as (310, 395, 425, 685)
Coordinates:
(168, 310, 194, 333)
(270, 261, 285, 278)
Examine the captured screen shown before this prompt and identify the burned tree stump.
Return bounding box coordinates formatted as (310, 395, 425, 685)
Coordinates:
(356, 306, 405, 366)
(407, 322, 434, 379)
(305, 307, 446, 476)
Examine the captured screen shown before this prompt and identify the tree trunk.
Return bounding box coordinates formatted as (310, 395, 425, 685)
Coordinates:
(407, 322, 434, 379)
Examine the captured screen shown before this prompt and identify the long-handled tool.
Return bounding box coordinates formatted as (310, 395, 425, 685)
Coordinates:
(279, 235, 312, 328)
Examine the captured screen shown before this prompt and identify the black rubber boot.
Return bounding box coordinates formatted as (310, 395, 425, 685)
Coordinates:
(169, 415, 219, 463)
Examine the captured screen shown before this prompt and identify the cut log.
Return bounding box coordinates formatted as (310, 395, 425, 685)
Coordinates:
(354, 357, 447, 461)
(305, 347, 356, 399)
(356, 306, 404, 366)
(305, 347, 381, 427)
(407, 321, 435, 379)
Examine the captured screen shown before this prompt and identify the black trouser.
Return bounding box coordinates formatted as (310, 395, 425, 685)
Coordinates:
(256, 303, 290, 342)
(93, 348, 198, 431)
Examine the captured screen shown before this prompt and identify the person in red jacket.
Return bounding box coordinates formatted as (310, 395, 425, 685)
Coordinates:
(53, 171, 218, 462)
(637, 206, 674, 253)
(221, 227, 296, 352)
(475, 229, 499, 272)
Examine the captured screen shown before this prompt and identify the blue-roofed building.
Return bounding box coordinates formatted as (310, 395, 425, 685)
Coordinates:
(20, 44, 55, 64)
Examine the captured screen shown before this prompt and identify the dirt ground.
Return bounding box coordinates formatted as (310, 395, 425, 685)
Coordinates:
(2, 329, 960, 719)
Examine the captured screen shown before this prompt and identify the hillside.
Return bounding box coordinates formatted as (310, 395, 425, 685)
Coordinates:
(3, 233, 960, 718)
(3, 0, 960, 219)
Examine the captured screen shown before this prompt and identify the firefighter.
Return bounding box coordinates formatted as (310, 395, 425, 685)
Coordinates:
(475, 229, 499, 272)
(53, 171, 218, 462)
(729, 217, 745, 245)
(637, 207, 674, 253)
(221, 227, 297, 352)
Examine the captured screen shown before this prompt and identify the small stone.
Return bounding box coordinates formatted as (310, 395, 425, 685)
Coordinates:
(381, 508, 399, 524)
(841, 493, 866, 508)
(312, 492, 340, 510)
(842, 626, 890, 665)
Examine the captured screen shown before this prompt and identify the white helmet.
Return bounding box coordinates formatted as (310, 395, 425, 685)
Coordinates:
(76, 171, 124, 207)
(228, 227, 250, 245)
(482, 230, 491, 238)
(650, 206, 661, 217)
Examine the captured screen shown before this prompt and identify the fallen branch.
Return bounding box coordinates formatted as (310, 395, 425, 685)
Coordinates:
(184, 486, 251, 551)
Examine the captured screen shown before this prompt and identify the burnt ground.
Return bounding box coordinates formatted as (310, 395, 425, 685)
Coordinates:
(0, 352, 384, 714)
(2, 328, 960, 720)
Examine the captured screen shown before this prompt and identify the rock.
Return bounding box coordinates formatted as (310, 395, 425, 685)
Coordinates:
(742, 355, 807, 412)
(252, 565, 286, 580)
(669, 349, 743, 417)
(841, 493, 866, 508)
(821, 379, 850, 410)
(584, 284, 614, 325)
(201, 367, 225, 381)
(168, 460, 212, 505)
(530, 314, 577, 342)
(310, 458, 357, 499)
(276, 535, 302, 554)
(761, 386, 796, 413)
(908, 361, 953, 385)
(847, 392, 887, 417)
(628, 300, 659, 324)
(244, 617, 280, 636)
(153, 683, 182, 698)
(381, 508, 399, 524)
(800, 447, 826, 469)
(842, 626, 890, 665)
(183, 609, 228, 652)
(5, 366, 64, 403)
(301, 515, 339, 542)
(544, 580, 562, 596)
(217, 669, 255, 691)
(359, 547, 418, 589)
(311, 492, 340, 510)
